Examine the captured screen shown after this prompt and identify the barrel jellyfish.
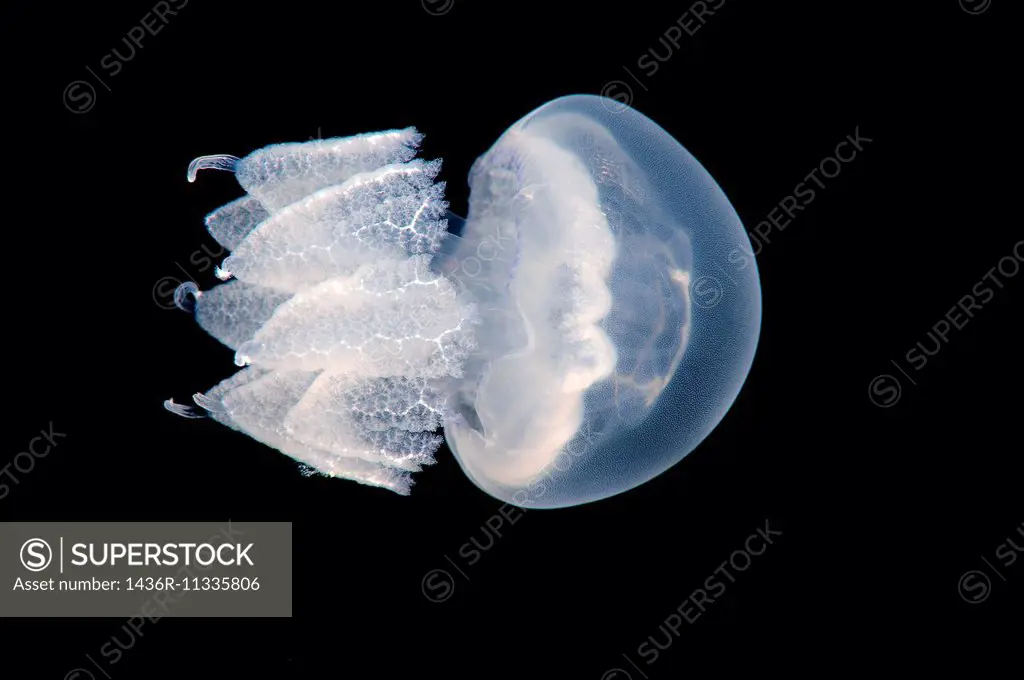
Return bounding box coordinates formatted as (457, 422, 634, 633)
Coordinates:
(165, 94, 761, 508)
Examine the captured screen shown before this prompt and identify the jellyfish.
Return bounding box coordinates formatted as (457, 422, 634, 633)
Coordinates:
(166, 94, 761, 508)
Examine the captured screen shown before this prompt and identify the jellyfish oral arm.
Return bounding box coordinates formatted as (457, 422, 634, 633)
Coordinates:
(168, 128, 472, 494)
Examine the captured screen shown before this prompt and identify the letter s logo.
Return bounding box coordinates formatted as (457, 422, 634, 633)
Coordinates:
(20, 538, 53, 572)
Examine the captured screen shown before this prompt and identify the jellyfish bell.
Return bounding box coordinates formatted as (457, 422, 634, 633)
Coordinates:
(168, 94, 761, 508)
(442, 95, 761, 507)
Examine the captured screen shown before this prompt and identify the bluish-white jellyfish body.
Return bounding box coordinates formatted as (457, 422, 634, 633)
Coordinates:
(167, 95, 761, 508)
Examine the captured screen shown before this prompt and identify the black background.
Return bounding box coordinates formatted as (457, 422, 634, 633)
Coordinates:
(2, 0, 1020, 676)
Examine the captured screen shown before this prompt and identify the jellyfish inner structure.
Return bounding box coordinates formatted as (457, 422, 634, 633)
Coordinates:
(166, 94, 761, 508)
